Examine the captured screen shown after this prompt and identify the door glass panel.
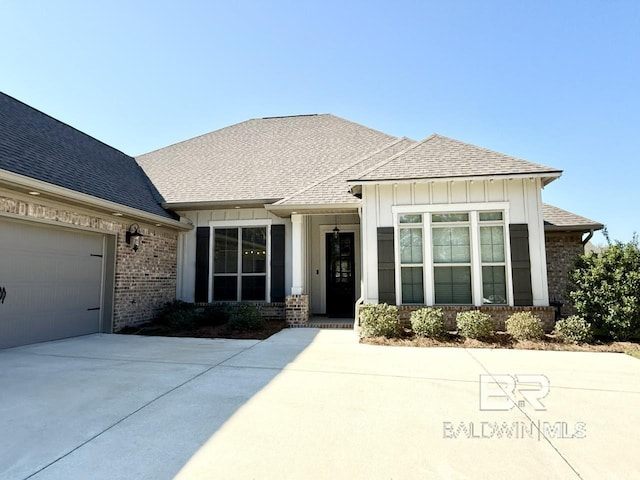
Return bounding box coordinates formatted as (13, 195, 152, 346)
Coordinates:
(326, 232, 356, 317)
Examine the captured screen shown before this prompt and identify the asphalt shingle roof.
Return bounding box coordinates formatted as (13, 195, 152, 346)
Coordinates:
(353, 134, 562, 182)
(136, 114, 396, 204)
(276, 137, 416, 206)
(0, 92, 173, 219)
(542, 203, 603, 231)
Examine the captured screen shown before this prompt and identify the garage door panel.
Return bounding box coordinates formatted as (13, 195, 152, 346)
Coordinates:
(0, 220, 105, 349)
(7, 252, 102, 284)
(5, 282, 101, 312)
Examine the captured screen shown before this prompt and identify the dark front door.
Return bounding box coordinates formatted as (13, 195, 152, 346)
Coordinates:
(326, 232, 355, 317)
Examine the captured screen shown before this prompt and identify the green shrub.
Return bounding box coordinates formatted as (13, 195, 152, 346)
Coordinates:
(456, 311, 494, 339)
(199, 304, 230, 326)
(227, 304, 264, 332)
(410, 308, 446, 338)
(156, 300, 198, 330)
(359, 303, 401, 338)
(569, 234, 640, 341)
(505, 311, 544, 341)
(553, 315, 593, 344)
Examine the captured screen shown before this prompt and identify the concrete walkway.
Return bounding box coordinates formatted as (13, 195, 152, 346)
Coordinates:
(1, 330, 639, 479)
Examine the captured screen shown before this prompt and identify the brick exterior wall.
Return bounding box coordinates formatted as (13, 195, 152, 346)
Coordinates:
(545, 232, 584, 316)
(0, 193, 180, 332)
(285, 294, 309, 325)
(113, 225, 178, 330)
(395, 305, 557, 332)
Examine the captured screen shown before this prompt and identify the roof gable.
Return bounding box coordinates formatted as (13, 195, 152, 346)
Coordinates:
(276, 137, 416, 206)
(0, 92, 174, 219)
(136, 114, 396, 205)
(352, 134, 562, 183)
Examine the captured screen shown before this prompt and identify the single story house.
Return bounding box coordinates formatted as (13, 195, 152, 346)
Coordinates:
(135, 113, 602, 327)
(0, 93, 601, 348)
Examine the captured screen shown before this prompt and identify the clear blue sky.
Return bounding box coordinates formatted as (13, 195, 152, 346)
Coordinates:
(2, 1, 638, 243)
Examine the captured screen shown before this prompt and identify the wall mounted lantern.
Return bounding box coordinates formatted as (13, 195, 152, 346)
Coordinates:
(333, 215, 340, 240)
(125, 224, 144, 252)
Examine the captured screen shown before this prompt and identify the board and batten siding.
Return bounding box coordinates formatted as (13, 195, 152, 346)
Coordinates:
(176, 208, 291, 303)
(361, 178, 549, 307)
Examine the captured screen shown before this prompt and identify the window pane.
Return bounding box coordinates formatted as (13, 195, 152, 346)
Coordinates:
(434, 266, 472, 304)
(432, 213, 469, 223)
(242, 275, 266, 301)
(400, 228, 423, 264)
(432, 227, 470, 263)
(242, 227, 267, 273)
(401, 267, 424, 303)
(399, 214, 422, 224)
(482, 266, 507, 304)
(480, 226, 504, 262)
(214, 229, 238, 273)
(479, 211, 503, 222)
(213, 276, 237, 301)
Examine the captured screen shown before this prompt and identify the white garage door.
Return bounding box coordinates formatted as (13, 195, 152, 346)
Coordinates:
(0, 219, 104, 349)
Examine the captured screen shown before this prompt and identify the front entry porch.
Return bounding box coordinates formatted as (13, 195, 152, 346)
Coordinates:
(286, 212, 361, 327)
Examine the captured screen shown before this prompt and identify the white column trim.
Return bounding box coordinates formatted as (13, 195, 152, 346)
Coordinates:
(291, 214, 304, 295)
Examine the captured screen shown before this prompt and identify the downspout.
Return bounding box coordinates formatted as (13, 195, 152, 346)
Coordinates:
(582, 229, 595, 247)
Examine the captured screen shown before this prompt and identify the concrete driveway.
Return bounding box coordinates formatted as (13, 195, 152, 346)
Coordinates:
(1, 330, 639, 480)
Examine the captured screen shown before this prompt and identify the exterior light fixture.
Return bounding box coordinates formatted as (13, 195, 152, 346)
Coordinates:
(333, 215, 340, 240)
(125, 223, 144, 252)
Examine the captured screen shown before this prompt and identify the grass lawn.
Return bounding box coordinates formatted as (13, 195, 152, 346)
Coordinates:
(626, 350, 640, 360)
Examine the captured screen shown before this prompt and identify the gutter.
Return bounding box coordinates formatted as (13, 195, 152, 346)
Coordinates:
(163, 198, 283, 211)
(0, 169, 191, 230)
(348, 171, 563, 187)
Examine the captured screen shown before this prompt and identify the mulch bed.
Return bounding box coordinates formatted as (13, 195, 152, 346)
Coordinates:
(119, 319, 287, 340)
(361, 330, 640, 354)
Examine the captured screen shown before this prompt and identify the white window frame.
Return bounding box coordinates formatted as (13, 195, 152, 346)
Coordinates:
(478, 212, 509, 305)
(398, 214, 425, 304)
(431, 213, 474, 305)
(392, 203, 513, 307)
(208, 219, 272, 303)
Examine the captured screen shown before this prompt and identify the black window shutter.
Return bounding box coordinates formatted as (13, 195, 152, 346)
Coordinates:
(377, 227, 396, 304)
(271, 224, 286, 302)
(509, 224, 533, 306)
(195, 227, 210, 303)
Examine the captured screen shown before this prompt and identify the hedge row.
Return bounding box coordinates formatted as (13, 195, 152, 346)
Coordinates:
(359, 304, 593, 344)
